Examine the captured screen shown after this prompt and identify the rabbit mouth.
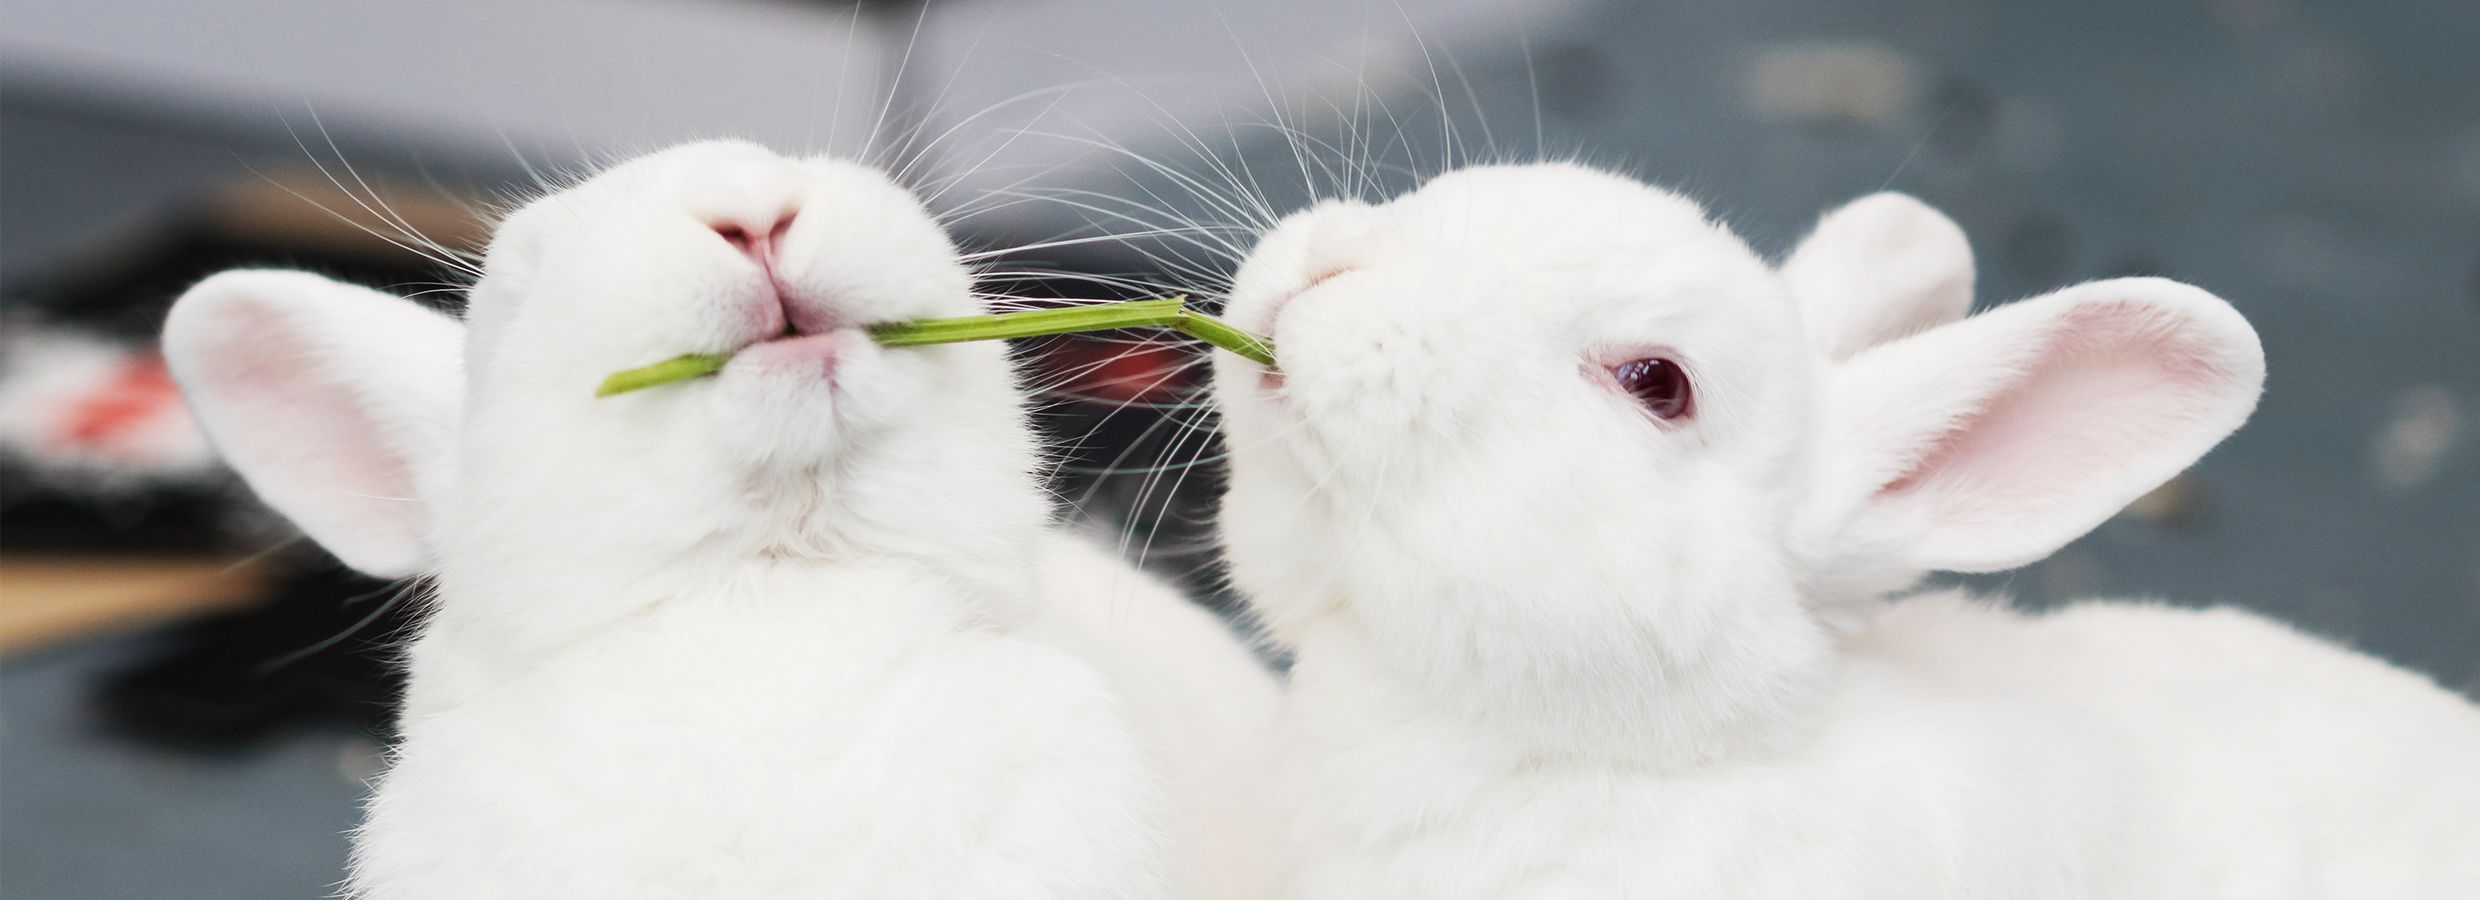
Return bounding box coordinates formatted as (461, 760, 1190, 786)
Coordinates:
(727, 286, 857, 354)
(729, 327, 869, 389)
(1245, 271, 1351, 398)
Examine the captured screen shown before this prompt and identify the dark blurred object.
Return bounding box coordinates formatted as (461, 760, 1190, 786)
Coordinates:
(0, 478, 233, 555)
(9, 171, 483, 339)
(93, 566, 413, 746)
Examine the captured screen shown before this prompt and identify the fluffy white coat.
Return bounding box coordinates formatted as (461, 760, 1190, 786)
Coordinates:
(1208, 165, 2480, 898)
(164, 141, 1276, 899)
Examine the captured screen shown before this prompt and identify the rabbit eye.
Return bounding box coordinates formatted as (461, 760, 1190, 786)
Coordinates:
(1611, 357, 1693, 420)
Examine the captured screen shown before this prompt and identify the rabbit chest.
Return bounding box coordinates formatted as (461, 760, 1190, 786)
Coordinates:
(355, 562, 1171, 900)
(1270, 620, 2140, 900)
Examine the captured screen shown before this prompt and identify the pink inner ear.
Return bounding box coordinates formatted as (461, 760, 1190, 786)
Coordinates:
(196, 300, 422, 569)
(1883, 300, 2234, 534)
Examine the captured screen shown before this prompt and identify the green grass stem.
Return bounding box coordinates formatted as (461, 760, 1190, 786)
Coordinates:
(595, 297, 1274, 397)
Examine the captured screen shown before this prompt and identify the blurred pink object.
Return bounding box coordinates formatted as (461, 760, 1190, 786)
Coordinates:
(0, 327, 217, 485)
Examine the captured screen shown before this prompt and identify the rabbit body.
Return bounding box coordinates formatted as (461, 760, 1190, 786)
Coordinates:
(360, 559, 1164, 900)
(1275, 590, 2480, 899)
(1206, 164, 2480, 899)
(1034, 534, 1284, 899)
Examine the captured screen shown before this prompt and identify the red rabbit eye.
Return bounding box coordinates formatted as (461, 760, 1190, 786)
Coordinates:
(1611, 357, 1693, 420)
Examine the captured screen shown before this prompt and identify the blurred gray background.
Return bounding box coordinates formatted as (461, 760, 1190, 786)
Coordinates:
(4, 0, 2476, 896)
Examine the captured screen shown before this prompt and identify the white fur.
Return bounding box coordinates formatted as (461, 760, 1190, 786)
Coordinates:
(1034, 532, 1282, 899)
(1209, 163, 2480, 898)
(164, 140, 1275, 899)
(1779, 192, 1975, 361)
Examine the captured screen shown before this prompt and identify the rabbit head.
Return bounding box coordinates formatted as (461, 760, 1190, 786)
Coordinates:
(1210, 163, 2262, 755)
(164, 141, 1049, 653)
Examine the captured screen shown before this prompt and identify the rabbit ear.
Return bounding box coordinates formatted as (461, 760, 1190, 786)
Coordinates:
(1780, 192, 1974, 360)
(1809, 277, 2262, 574)
(163, 270, 464, 577)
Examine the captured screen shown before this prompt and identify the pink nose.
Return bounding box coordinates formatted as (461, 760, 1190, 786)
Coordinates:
(713, 212, 797, 272)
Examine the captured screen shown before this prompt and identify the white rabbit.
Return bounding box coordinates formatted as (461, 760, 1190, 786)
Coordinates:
(1204, 163, 2480, 898)
(162, 140, 1275, 900)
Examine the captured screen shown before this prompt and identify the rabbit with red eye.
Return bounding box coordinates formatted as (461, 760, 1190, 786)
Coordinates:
(1207, 165, 2480, 898)
(162, 140, 1277, 900)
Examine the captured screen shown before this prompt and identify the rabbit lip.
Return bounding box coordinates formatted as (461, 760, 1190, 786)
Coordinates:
(731, 328, 863, 389)
(1258, 265, 1351, 329)
(1245, 270, 1352, 398)
(779, 290, 843, 337)
(723, 284, 844, 352)
(745, 323, 861, 351)
(722, 311, 863, 374)
(1255, 287, 1305, 337)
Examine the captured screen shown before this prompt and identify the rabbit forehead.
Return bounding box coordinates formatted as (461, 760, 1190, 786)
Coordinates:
(1347, 165, 1790, 346)
(1394, 164, 1757, 269)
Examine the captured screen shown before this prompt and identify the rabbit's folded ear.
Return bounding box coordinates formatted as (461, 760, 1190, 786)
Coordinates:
(1810, 277, 2263, 574)
(1780, 192, 1974, 361)
(163, 270, 463, 577)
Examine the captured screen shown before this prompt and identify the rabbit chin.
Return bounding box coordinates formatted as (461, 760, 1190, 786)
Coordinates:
(677, 336, 1027, 507)
(687, 330, 884, 464)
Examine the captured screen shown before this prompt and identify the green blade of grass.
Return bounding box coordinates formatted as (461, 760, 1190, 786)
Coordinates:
(595, 297, 1275, 397)
(595, 353, 731, 397)
(1173, 309, 1278, 367)
(867, 297, 1187, 346)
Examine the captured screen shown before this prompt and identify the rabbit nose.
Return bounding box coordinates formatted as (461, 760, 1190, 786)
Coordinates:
(1301, 211, 1383, 287)
(712, 212, 797, 273)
